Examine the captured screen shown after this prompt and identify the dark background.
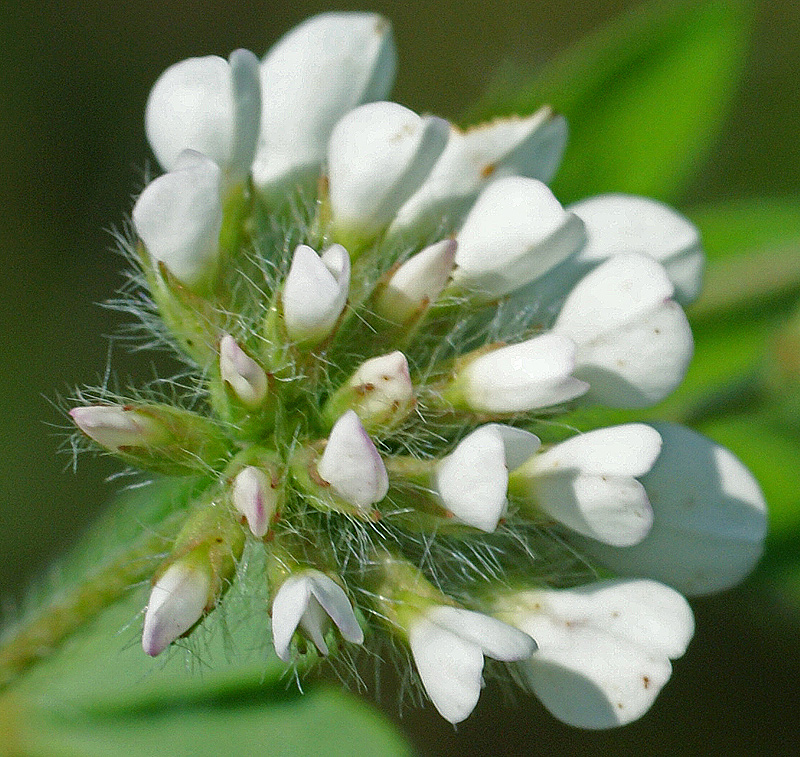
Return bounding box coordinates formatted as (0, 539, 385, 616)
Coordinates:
(1, 1, 798, 754)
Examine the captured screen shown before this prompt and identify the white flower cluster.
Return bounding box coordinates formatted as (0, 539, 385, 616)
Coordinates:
(70, 13, 767, 730)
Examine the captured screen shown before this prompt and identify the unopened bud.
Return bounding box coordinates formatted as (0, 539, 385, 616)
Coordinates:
(322, 351, 414, 432)
(316, 410, 389, 510)
(142, 557, 213, 656)
(374, 239, 456, 324)
(219, 334, 268, 410)
(69, 405, 169, 451)
(281, 244, 350, 345)
(231, 465, 279, 537)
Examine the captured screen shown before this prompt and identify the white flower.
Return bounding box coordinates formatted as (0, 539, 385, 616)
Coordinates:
(282, 243, 350, 344)
(253, 12, 397, 201)
(231, 466, 277, 538)
(142, 560, 212, 657)
(316, 410, 389, 510)
(132, 150, 223, 289)
(454, 333, 589, 413)
(388, 107, 568, 242)
(69, 405, 168, 451)
(510, 424, 662, 546)
(570, 194, 704, 305)
(145, 49, 261, 187)
(271, 570, 364, 662)
(373, 239, 456, 323)
(328, 102, 449, 246)
(553, 253, 693, 408)
(408, 605, 536, 724)
(500, 579, 694, 729)
(435, 424, 540, 532)
(219, 334, 268, 410)
(576, 423, 768, 596)
(451, 177, 586, 300)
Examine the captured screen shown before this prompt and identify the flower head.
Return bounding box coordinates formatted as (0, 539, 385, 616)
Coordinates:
(67, 11, 767, 732)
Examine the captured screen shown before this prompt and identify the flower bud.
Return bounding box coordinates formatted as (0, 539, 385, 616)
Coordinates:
(70, 402, 228, 474)
(231, 465, 279, 538)
(328, 102, 449, 247)
(219, 334, 268, 410)
(132, 150, 223, 290)
(69, 405, 169, 451)
(142, 557, 213, 657)
(145, 49, 261, 186)
(373, 239, 456, 324)
(281, 244, 350, 345)
(322, 351, 414, 433)
(316, 410, 389, 510)
(253, 12, 397, 203)
(444, 333, 589, 414)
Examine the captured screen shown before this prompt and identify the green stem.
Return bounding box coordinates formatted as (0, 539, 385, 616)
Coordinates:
(0, 511, 185, 691)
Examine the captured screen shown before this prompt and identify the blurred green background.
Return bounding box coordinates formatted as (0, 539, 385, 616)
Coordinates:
(1, 0, 799, 755)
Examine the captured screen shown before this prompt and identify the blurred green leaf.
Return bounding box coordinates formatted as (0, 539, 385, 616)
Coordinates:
(466, 0, 753, 204)
(690, 197, 800, 261)
(3, 560, 410, 757)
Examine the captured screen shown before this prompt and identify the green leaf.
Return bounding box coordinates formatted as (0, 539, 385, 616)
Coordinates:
(690, 197, 800, 262)
(466, 0, 753, 204)
(3, 561, 411, 757)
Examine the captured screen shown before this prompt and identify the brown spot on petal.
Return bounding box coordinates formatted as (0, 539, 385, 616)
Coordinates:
(480, 163, 497, 179)
(643, 676, 651, 689)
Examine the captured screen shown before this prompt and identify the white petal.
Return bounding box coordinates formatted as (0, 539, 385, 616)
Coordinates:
(271, 574, 313, 662)
(231, 466, 276, 538)
(317, 410, 389, 509)
(554, 254, 693, 408)
(511, 579, 693, 729)
(579, 424, 768, 595)
(408, 614, 484, 724)
(452, 177, 586, 300)
(527, 424, 663, 478)
(461, 333, 589, 413)
(427, 606, 536, 661)
(142, 561, 210, 657)
(532, 470, 653, 547)
(328, 102, 449, 243)
(282, 244, 350, 344)
(226, 49, 263, 184)
(132, 150, 222, 288)
(375, 239, 456, 323)
(514, 425, 661, 546)
(253, 13, 396, 199)
(271, 571, 362, 662)
(145, 51, 261, 184)
(219, 334, 268, 409)
(570, 194, 704, 305)
(488, 424, 542, 471)
(308, 572, 364, 645)
(435, 426, 509, 532)
(389, 107, 567, 242)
